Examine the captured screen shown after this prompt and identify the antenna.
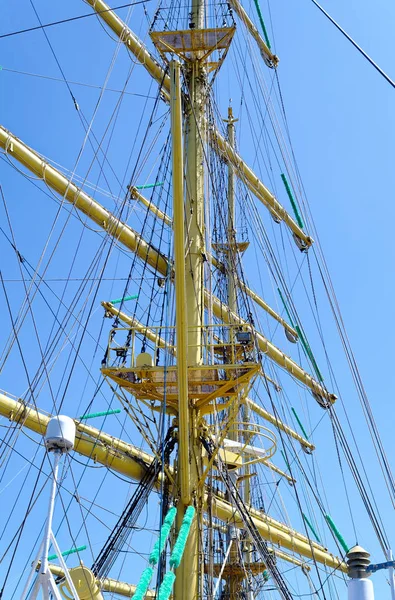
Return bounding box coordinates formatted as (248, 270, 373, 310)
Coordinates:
(21, 416, 80, 600)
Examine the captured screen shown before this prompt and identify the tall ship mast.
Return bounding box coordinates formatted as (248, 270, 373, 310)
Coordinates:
(0, 0, 394, 599)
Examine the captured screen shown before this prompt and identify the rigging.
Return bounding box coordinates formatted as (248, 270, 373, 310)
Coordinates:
(0, 1, 151, 40)
(309, 0, 395, 89)
(92, 429, 175, 578)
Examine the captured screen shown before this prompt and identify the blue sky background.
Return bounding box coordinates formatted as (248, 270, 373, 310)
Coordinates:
(1, 0, 395, 597)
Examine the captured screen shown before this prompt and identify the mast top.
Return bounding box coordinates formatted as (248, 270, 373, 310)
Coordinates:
(150, 2, 235, 73)
(150, 27, 235, 72)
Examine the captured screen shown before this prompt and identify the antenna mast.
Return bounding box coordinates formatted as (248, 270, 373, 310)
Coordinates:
(21, 416, 79, 600)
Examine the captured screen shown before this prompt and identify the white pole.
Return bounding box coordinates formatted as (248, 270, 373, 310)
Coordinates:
(386, 549, 395, 600)
(51, 532, 80, 598)
(348, 578, 375, 600)
(40, 450, 61, 575)
(20, 540, 44, 599)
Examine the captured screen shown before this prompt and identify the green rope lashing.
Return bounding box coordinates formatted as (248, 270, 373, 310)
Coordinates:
(79, 409, 121, 420)
(295, 325, 324, 382)
(170, 506, 196, 569)
(277, 288, 323, 382)
(325, 515, 349, 554)
(281, 173, 304, 229)
(134, 506, 195, 600)
(47, 545, 86, 561)
(157, 572, 176, 600)
(132, 507, 177, 599)
(109, 294, 138, 305)
(135, 182, 164, 190)
(302, 514, 321, 543)
(155, 506, 196, 600)
(291, 407, 309, 440)
(277, 288, 295, 329)
(149, 506, 177, 565)
(252, 0, 272, 49)
(131, 566, 154, 600)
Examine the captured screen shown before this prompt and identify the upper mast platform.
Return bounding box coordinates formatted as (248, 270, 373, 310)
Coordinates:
(149, 2, 235, 72)
(150, 27, 235, 70)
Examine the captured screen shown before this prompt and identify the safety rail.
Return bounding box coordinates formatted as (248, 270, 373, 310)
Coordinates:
(102, 323, 259, 369)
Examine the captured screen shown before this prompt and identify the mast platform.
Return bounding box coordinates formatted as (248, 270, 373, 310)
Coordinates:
(101, 324, 261, 414)
(150, 27, 235, 69)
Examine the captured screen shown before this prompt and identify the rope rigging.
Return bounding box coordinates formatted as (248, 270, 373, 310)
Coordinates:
(214, 452, 295, 600)
(1, 0, 395, 598)
(309, 0, 395, 90)
(92, 428, 176, 579)
(0, 1, 152, 40)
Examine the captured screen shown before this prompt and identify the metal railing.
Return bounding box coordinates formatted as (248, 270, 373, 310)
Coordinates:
(103, 323, 258, 369)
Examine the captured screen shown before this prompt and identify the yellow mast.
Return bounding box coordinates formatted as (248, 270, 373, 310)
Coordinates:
(171, 59, 190, 508)
(225, 106, 238, 318)
(226, 108, 255, 589)
(172, 0, 206, 596)
(223, 105, 245, 598)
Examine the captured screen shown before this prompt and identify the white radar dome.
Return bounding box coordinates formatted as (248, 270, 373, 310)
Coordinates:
(45, 415, 76, 452)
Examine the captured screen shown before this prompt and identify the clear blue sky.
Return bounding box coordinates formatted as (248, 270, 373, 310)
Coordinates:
(0, 0, 395, 598)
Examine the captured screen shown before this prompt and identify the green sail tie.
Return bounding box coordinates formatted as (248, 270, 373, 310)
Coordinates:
(109, 294, 138, 305)
(295, 325, 324, 383)
(302, 513, 321, 543)
(281, 173, 304, 229)
(135, 182, 164, 190)
(325, 514, 349, 553)
(79, 409, 121, 420)
(291, 407, 309, 440)
(252, 0, 272, 49)
(47, 545, 86, 561)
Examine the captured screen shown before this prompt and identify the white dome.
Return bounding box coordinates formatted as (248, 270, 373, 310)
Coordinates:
(45, 416, 76, 452)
